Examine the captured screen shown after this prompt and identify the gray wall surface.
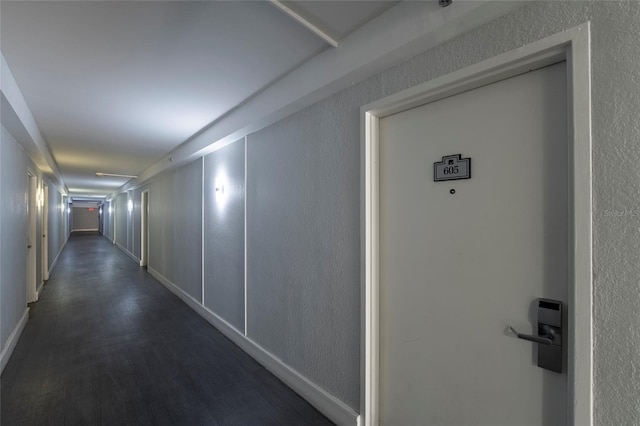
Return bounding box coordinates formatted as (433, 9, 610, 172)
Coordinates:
(132, 186, 148, 259)
(72, 207, 99, 230)
(148, 160, 203, 302)
(247, 101, 361, 408)
(102, 200, 112, 241)
(1, 126, 28, 353)
(46, 184, 66, 270)
(0, 125, 68, 357)
(114, 193, 127, 248)
(204, 140, 245, 331)
(106, 1, 640, 421)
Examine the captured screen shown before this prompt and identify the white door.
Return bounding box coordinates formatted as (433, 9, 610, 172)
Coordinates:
(42, 183, 49, 281)
(141, 191, 149, 267)
(27, 173, 37, 302)
(379, 62, 568, 425)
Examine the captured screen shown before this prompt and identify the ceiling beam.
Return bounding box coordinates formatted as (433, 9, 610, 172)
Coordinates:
(269, 0, 339, 48)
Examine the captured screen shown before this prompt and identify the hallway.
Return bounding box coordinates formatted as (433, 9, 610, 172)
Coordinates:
(0, 233, 333, 425)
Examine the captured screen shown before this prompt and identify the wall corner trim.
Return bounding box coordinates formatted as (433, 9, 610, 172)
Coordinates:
(0, 308, 29, 374)
(147, 266, 359, 426)
(115, 242, 141, 265)
(48, 236, 69, 277)
(36, 281, 45, 300)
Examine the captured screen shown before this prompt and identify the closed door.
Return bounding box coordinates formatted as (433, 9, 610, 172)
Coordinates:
(27, 173, 37, 302)
(42, 183, 49, 281)
(379, 62, 568, 425)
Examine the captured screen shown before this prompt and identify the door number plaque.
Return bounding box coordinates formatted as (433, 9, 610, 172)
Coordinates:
(434, 154, 471, 181)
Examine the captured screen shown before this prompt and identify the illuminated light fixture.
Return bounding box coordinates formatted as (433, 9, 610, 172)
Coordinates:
(215, 176, 227, 204)
(108, 207, 113, 214)
(127, 200, 134, 212)
(36, 187, 44, 207)
(96, 172, 138, 179)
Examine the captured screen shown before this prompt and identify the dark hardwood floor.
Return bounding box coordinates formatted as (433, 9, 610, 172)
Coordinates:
(1, 232, 334, 426)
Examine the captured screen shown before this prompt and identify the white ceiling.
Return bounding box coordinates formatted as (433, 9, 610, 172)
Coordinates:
(0, 0, 398, 201)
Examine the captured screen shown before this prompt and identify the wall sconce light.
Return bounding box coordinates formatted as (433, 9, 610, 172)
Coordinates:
(127, 200, 134, 213)
(215, 177, 226, 204)
(109, 206, 113, 215)
(36, 187, 44, 207)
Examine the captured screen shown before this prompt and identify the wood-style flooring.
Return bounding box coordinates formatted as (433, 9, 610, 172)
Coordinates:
(1, 232, 334, 425)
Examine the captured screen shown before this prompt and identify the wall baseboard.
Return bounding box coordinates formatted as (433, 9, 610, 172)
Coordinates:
(0, 308, 29, 374)
(71, 228, 99, 232)
(36, 281, 45, 300)
(47, 235, 68, 277)
(147, 266, 358, 426)
(115, 242, 140, 265)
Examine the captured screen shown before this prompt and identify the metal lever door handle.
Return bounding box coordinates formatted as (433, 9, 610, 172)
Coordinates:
(508, 326, 553, 345)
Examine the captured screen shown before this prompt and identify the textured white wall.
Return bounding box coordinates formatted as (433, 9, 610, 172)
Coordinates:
(1, 125, 70, 358)
(148, 160, 203, 302)
(102, 200, 112, 241)
(0, 126, 27, 351)
(204, 140, 245, 331)
(247, 97, 362, 409)
(0, 125, 3, 351)
(132, 185, 148, 259)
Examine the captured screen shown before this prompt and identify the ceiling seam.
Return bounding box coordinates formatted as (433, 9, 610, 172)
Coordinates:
(269, 0, 339, 48)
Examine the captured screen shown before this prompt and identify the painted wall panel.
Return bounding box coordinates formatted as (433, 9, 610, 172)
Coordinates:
(115, 193, 127, 247)
(33, 168, 43, 290)
(0, 126, 27, 351)
(102, 201, 111, 240)
(203, 139, 245, 331)
(0, 126, 2, 352)
(148, 160, 202, 302)
(132, 186, 148, 259)
(72, 207, 99, 230)
(247, 96, 362, 409)
(46, 186, 61, 270)
(0, 126, 2, 351)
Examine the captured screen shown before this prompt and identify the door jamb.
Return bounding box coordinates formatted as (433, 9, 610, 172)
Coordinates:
(361, 23, 592, 426)
(41, 182, 49, 281)
(26, 171, 37, 302)
(140, 190, 149, 267)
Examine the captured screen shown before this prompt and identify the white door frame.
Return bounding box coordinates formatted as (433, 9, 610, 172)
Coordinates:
(27, 172, 37, 302)
(362, 24, 592, 426)
(112, 200, 117, 245)
(42, 182, 49, 281)
(140, 190, 149, 267)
